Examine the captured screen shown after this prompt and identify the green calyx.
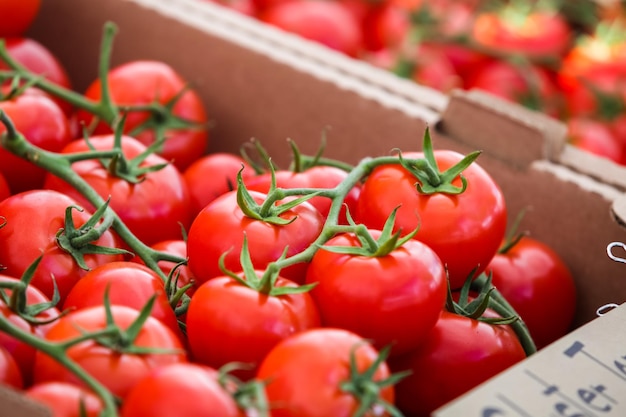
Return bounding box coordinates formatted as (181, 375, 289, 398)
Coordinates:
(218, 363, 270, 417)
(85, 114, 170, 184)
(236, 165, 320, 226)
(340, 344, 409, 417)
(321, 207, 418, 258)
(0, 256, 63, 326)
(219, 234, 316, 297)
(67, 287, 182, 356)
(56, 200, 131, 270)
(399, 128, 481, 195)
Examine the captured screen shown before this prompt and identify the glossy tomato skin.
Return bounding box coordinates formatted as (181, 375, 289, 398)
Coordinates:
(187, 190, 324, 285)
(25, 382, 104, 417)
(256, 328, 395, 417)
(73, 60, 208, 171)
(471, 8, 572, 59)
(186, 273, 320, 378)
(120, 363, 242, 417)
(485, 236, 576, 350)
(355, 151, 507, 289)
(304, 231, 446, 356)
(260, 0, 364, 58)
(0, 275, 60, 385)
(244, 165, 361, 223)
(566, 117, 625, 165)
(0, 88, 72, 193)
(1, 38, 73, 115)
(0, 0, 41, 37)
(43, 134, 193, 246)
(33, 305, 187, 399)
(390, 312, 526, 417)
(0, 171, 10, 202)
(465, 59, 563, 118)
(62, 261, 183, 341)
(0, 345, 23, 389)
(183, 152, 254, 216)
(0, 189, 123, 303)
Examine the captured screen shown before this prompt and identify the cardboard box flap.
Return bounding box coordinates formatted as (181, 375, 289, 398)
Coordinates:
(437, 89, 568, 169)
(557, 144, 626, 192)
(134, 0, 450, 113)
(0, 385, 50, 417)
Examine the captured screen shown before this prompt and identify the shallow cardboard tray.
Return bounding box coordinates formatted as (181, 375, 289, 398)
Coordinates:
(4, 0, 626, 414)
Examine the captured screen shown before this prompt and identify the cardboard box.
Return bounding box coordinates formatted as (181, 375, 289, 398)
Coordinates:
(3, 0, 626, 414)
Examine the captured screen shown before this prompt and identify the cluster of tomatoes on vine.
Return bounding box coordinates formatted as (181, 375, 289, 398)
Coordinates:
(202, 0, 626, 166)
(0, 2, 579, 417)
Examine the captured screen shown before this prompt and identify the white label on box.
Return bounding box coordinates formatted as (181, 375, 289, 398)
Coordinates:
(434, 303, 626, 416)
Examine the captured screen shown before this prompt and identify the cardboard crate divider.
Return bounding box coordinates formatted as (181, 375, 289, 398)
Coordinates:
(2, 0, 626, 414)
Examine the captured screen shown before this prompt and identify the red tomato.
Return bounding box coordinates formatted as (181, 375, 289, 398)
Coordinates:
(360, 2, 410, 53)
(25, 382, 104, 417)
(0, 344, 23, 389)
(485, 235, 577, 350)
(43, 134, 193, 246)
(33, 305, 187, 399)
(567, 116, 625, 165)
(408, 44, 463, 93)
(243, 165, 361, 223)
(1, 38, 73, 115)
(0, 190, 123, 303)
(187, 190, 324, 284)
(256, 328, 396, 417)
(120, 363, 243, 417)
(304, 230, 446, 356)
(465, 59, 563, 118)
(471, 6, 572, 58)
(260, 0, 364, 58)
(355, 150, 507, 289)
(390, 311, 526, 416)
(183, 152, 255, 216)
(73, 60, 209, 171)
(186, 272, 320, 378)
(0, 171, 9, 202)
(62, 261, 183, 341)
(0, 88, 72, 193)
(0, 0, 41, 37)
(0, 275, 60, 385)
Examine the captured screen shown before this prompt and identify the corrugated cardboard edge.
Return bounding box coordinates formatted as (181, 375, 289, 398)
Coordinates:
(130, 0, 449, 115)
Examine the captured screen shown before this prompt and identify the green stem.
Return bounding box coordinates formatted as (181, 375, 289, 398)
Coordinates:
(0, 315, 119, 416)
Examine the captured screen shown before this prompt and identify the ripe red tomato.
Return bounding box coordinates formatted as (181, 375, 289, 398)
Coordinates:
(73, 60, 209, 171)
(43, 134, 193, 246)
(355, 150, 507, 289)
(0, 88, 72, 193)
(471, 6, 572, 59)
(359, 2, 410, 53)
(25, 382, 104, 417)
(186, 271, 320, 378)
(33, 305, 187, 399)
(183, 152, 255, 216)
(0, 171, 9, 202)
(120, 363, 243, 417)
(304, 230, 446, 356)
(465, 59, 563, 118)
(0, 0, 41, 37)
(260, 0, 364, 58)
(485, 235, 577, 350)
(407, 44, 463, 93)
(243, 165, 361, 223)
(0, 189, 123, 303)
(0, 274, 60, 385)
(1, 38, 73, 115)
(187, 190, 324, 285)
(0, 344, 23, 389)
(62, 261, 183, 341)
(256, 328, 396, 417)
(390, 311, 526, 416)
(566, 116, 625, 164)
